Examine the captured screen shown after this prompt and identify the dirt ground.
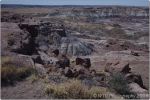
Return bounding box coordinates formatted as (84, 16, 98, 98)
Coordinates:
(1, 79, 48, 99)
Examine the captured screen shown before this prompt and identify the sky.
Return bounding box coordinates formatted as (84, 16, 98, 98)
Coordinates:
(1, 0, 149, 6)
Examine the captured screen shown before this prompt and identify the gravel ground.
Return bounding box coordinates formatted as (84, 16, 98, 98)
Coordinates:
(1, 79, 48, 99)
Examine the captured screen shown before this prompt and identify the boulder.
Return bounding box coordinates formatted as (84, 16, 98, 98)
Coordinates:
(38, 51, 59, 65)
(10, 54, 34, 68)
(76, 57, 84, 65)
(125, 73, 145, 89)
(105, 60, 131, 74)
(74, 65, 85, 75)
(82, 58, 91, 68)
(35, 63, 47, 77)
(128, 83, 149, 99)
(56, 55, 70, 68)
(64, 67, 73, 77)
(31, 55, 43, 64)
(52, 49, 59, 57)
(73, 65, 91, 79)
(75, 57, 91, 68)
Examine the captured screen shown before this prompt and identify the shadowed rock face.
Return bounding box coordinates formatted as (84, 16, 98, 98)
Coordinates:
(12, 22, 93, 56)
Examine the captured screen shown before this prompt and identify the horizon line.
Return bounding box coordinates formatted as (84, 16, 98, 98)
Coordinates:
(1, 3, 148, 7)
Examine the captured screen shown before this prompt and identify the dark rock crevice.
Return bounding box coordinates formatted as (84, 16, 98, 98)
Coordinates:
(13, 24, 39, 55)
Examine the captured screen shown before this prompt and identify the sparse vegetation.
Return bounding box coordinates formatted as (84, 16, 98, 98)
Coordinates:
(1, 56, 35, 86)
(45, 79, 110, 99)
(108, 73, 137, 99)
(26, 74, 39, 83)
(64, 21, 104, 34)
(108, 27, 127, 39)
(108, 73, 129, 94)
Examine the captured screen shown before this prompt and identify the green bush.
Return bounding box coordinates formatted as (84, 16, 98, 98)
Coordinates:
(108, 73, 137, 99)
(108, 73, 129, 94)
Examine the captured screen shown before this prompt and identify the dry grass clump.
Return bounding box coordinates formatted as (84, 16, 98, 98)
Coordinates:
(45, 79, 110, 99)
(1, 56, 35, 86)
(1, 65, 34, 86)
(1, 56, 12, 65)
(26, 74, 39, 83)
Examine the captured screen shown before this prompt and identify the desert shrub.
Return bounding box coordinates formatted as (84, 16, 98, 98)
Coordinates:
(16, 67, 34, 79)
(1, 65, 34, 86)
(108, 73, 137, 99)
(64, 79, 88, 99)
(108, 73, 129, 94)
(1, 65, 17, 85)
(1, 56, 12, 65)
(45, 79, 109, 99)
(1, 56, 35, 86)
(26, 74, 39, 83)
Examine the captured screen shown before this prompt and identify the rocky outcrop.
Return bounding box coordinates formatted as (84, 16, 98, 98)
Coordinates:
(76, 57, 91, 68)
(104, 59, 148, 98)
(38, 51, 59, 65)
(12, 23, 66, 55)
(46, 6, 149, 20)
(60, 37, 93, 56)
(10, 22, 93, 56)
(56, 55, 70, 68)
(6, 28, 33, 54)
(105, 60, 131, 74)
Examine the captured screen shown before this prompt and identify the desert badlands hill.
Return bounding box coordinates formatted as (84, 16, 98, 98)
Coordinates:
(1, 5, 149, 99)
